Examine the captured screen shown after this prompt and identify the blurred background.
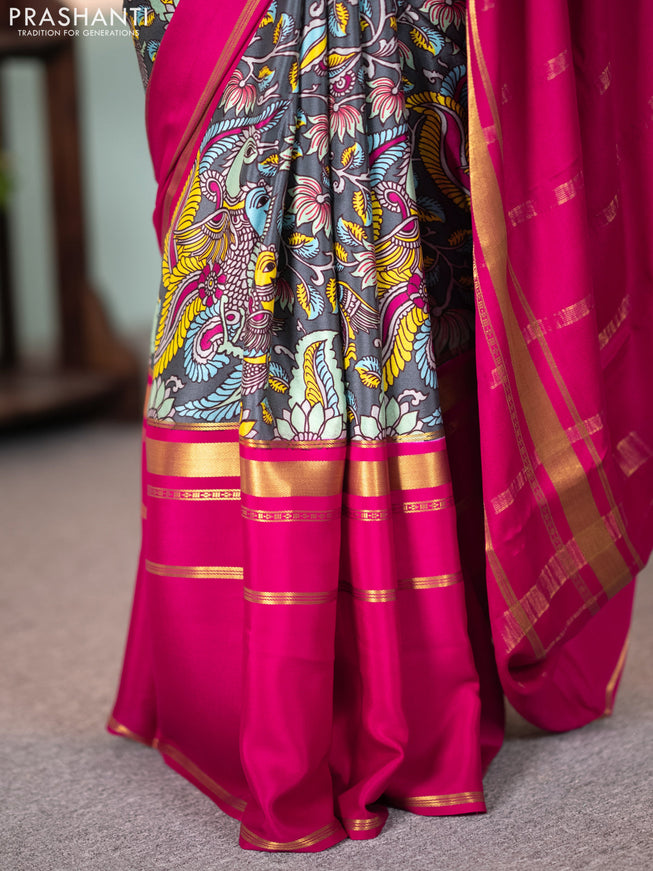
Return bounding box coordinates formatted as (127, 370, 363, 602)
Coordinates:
(0, 0, 159, 424)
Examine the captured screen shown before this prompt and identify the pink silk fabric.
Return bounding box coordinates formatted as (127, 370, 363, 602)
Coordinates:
(109, 0, 653, 853)
(110, 400, 499, 850)
(468, 0, 653, 728)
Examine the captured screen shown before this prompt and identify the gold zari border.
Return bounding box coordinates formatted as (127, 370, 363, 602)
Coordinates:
(342, 816, 383, 831)
(400, 791, 485, 809)
(340, 582, 396, 603)
(147, 486, 241, 501)
(240, 822, 341, 851)
(242, 507, 340, 523)
(603, 632, 630, 716)
(107, 715, 152, 746)
(146, 439, 240, 478)
(241, 458, 344, 498)
(244, 588, 337, 605)
(145, 560, 243, 580)
(398, 573, 462, 590)
(467, 3, 633, 600)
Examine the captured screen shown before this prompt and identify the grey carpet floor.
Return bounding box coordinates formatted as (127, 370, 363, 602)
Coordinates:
(1, 423, 651, 871)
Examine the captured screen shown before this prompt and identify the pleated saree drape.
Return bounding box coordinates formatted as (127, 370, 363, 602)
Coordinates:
(109, 0, 653, 852)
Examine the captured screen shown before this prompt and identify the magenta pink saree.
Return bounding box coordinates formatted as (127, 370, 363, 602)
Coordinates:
(109, 0, 653, 852)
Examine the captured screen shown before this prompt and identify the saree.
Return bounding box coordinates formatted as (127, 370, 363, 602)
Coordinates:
(109, 0, 653, 852)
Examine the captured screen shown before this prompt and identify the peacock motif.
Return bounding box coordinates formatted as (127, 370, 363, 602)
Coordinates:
(138, 0, 472, 437)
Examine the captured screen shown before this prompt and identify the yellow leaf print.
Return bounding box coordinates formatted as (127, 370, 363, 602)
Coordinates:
(410, 27, 435, 56)
(297, 282, 311, 318)
(335, 2, 349, 32)
(358, 368, 381, 389)
(303, 341, 324, 406)
(326, 278, 338, 313)
(335, 242, 349, 264)
(340, 219, 367, 244)
(261, 401, 274, 424)
(352, 190, 369, 223)
(341, 144, 358, 167)
(289, 60, 298, 91)
(371, 191, 383, 239)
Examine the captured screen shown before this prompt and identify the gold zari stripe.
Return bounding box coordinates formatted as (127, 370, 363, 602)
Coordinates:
(343, 816, 383, 831)
(344, 507, 391, 522)
(244, 588, 337, 605)
(388, 451, 450, 491)
(603, 633, 630, 716)
(107, 715, 152, 746)
(396, 496, 454, 514)
(146, 438, 240, 478)
(242, 507, 340, 523)
(340, 582, 396, 603)
(240, 822, 341, 851)
(398, 573, 462, 590)
(147, 486, 241, 501)
(346, 460, 390, 497)
(241, 458, 344, 497)
(400, 791, 485, 809)
(146, 560, 243, 580)
(467, 11, 633, 599)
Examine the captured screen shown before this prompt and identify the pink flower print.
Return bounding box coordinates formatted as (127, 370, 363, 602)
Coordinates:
(424, 0, 466, 31)
(368, 77, 405, 124)
(329, 95, 364, 142)
(305, 114, 330, 161)
(221, 69, 257, 114)
(290, 176, 332, 237)
(198, 262, 226, 308)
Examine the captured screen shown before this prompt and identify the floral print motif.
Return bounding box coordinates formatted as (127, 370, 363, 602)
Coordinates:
(131, 0, 473, 437)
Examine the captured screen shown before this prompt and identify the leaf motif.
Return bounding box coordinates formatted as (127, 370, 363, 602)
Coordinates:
(352, 190, 371, 224)
(273, 13, 289, 44)
(337, 217, 367, 246)
(335, 2, 349, 31)
(303, 340, 323, 406)
(314, 341, 339, 409)
(261, 399, 274, 424)
(269, 361, 290, 392)
(300, 23, 327, 70)
(355, 356, 382, 389)
(328, 50, 355, 69)
(415, 195, 446, 223)
(334, 242, 349, 264)
(448, 228, 472, 246)
(383, 304, 428, 387)
(410, 26, 435, 56)
(357, 369, 381, 389)
(297, 282, 325, 320)
(288, 232, 319, 258)
(371, 191, 383, 238)
(326, 278, 338, 313)
(289, 60, 298, 91)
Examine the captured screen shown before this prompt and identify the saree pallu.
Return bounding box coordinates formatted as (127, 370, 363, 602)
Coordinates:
(109, 0, 653, 853)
